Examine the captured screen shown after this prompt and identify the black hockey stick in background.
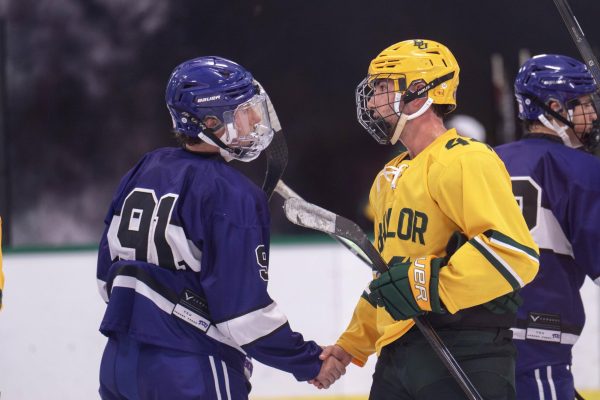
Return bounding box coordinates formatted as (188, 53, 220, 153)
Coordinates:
(282, 195, 483, 400)
(274, 180, 374, 267)
(553, 0, 600, 110)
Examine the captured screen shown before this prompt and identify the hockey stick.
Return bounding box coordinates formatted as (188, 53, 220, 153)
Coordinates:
(259, 84, 288, 200)
(262, 132, 288, 200)
(283, 196, 483, 400)
(553, 0, 600, 111)
(274, 180, 374, 267)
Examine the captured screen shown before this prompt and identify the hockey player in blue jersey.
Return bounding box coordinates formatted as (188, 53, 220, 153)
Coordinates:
(96, 56, 345, 399)
(495, 54, 600, 400)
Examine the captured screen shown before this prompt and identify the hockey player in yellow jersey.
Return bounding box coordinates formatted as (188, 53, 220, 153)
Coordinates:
(317, 40, 540, 399)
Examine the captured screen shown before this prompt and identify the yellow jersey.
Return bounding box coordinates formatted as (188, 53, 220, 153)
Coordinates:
(337, 129, 539, 366)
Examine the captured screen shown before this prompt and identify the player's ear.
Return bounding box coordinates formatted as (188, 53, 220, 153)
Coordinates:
(203, 116, 221, 128)
(407, 82, 427, 109)
(548, 100, 563, 113)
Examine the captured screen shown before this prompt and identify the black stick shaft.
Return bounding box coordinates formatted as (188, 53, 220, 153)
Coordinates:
(281, 186, 482, 399)
(553, 0, 600, 112)
(349, 222, 483, 399)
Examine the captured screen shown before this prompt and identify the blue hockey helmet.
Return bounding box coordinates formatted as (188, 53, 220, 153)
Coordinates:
(515, 54, 596, 120)
(165, 56, 273, 161)
(514, 54, 600, 150)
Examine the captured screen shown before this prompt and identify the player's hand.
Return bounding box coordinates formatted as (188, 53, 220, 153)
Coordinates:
(368, 231, 466, 320)
(308, 355, 346, 389)
(308, 345, 352, 389)
(368, 256, 444, 320)
(319, 344, 353, 365)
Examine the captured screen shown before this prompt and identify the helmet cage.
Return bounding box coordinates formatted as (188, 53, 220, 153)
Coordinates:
(565, 96, 600, 150)
(356, 74, 408, 144)
(519, 91, 600, 150)
(355, 71, 455, 145)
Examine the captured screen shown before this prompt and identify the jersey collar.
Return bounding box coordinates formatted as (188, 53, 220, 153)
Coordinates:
(521, 133, 563, 144)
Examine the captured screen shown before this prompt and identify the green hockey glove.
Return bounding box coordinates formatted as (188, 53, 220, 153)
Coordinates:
(369, 256, 445, 321)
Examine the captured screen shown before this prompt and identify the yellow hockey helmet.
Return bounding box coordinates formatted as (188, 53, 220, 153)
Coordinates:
(356, 39, 460, 144)
(369, 39, 460, 110)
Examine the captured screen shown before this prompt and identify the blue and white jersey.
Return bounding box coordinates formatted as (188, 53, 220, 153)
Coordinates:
(97, 147, 321, 381)
(495, 134, 600, 372)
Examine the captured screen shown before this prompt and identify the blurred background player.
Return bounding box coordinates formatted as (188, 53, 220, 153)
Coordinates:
(495, 54, 600, 400)
(96, 56, 344, 399)
(319, 39, 539, 399)
(446, 114, 487, 143)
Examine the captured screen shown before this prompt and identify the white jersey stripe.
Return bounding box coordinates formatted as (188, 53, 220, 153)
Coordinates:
(110, 276, 245, 353)
(113, 275, 174, 314)
(547, 365, 557, 400)
(98, 279, 109, 303)
(534, 368, 545, 400)
(222, 360, 232, 400)
(474, 237, 526, 287)
(532, 207, 574, 257)
(217, 301, 288, 346)
(489, 237, 539, 263)
(209, 356, 223, 400)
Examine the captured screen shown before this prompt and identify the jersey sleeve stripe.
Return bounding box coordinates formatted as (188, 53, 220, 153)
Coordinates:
(484, 229, 540, 261)
(98, 279, 109, 302)
(113, 275, 175, 314)
(216, 301, 289, 346)
(471, 237, 525, 290)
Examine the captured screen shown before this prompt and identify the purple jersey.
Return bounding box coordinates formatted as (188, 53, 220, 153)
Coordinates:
(97, 147, 321, 381)
(495, 134, 600, 372)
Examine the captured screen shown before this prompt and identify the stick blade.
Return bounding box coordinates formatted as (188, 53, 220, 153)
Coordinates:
(283, 197, 336, 235)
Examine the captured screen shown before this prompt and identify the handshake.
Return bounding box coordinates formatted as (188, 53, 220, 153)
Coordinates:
(308, 345, 353, 389)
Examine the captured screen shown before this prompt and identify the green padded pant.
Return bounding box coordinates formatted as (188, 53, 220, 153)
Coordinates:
(369, 329, 516, 400)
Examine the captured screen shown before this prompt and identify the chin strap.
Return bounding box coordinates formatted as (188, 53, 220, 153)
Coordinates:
(521, 93, 582, 148)
(389, 71, 454, 145)
(537, 114, 575, 148)
(195, 121, 246, 162)
(390, 98, 434, 145)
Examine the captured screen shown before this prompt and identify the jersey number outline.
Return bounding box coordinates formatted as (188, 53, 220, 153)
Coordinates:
(255, 245, 269, 281)
(117, 188, 181, 270)
(510, 177, 541, 231)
